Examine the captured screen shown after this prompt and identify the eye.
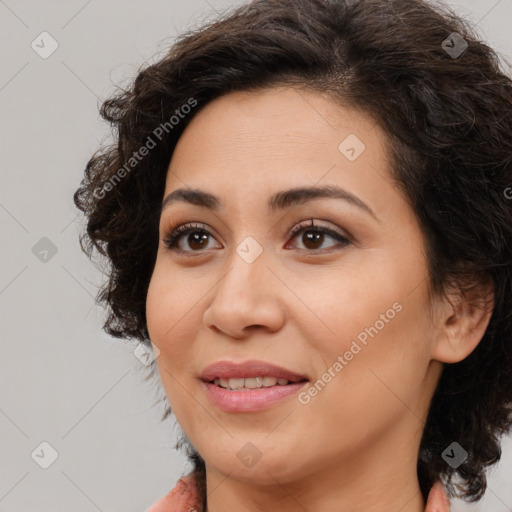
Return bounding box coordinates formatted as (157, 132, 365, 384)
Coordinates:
(286, 219, 351, 252)
(162, 222, 219, 253)
(161, 219, 351, 254)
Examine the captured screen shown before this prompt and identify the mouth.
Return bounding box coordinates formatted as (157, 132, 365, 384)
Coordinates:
(199, 360, 310, 411)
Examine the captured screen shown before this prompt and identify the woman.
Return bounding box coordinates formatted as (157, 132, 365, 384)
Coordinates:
(74, 0, 512, 511)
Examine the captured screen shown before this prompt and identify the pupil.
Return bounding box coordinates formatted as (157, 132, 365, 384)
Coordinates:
(304, 231, 322, 249)
(189, 232, 208, 250)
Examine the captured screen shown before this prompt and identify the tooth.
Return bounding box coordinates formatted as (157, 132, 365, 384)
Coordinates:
(244, 377, 263, 389)
(228, 378, 245, 389)
(213, 376, 292, 389)
(262, 376, 278, 387)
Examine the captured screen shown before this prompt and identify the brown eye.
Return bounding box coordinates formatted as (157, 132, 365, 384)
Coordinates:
(162, 220, 351, 255)
(184, 231, 210, 250)
(162, 223, 218, 252)
(287, 221, 351, 252)
(299, 230, 326, 250)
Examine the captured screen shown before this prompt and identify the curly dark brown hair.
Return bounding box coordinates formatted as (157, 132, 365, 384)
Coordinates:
(74, 0, 512, 508)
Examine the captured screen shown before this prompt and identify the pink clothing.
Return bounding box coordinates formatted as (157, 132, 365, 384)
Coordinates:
(146, 473, 451, 512)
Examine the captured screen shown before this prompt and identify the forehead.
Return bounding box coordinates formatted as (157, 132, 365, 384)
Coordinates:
(165, 87, 389, 188)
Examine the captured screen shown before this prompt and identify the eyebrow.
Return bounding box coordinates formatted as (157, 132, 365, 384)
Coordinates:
(161, 185, 379, 221)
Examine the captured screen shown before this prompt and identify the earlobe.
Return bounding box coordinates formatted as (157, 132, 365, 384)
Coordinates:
(431, 279, 494, 364)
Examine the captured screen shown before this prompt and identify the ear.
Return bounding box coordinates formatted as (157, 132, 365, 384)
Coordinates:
(431, 276, 494, 364)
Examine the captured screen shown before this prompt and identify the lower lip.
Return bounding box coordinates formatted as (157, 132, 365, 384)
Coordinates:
(201, 380, 308, 412)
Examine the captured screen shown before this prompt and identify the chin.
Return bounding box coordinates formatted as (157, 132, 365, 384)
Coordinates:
(203, 442, 310, 485)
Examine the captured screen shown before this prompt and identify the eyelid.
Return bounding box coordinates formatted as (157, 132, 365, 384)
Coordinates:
(287, 218, 351, 241)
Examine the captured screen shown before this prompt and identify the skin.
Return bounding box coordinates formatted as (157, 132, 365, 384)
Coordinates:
(146, 86, 493, 512)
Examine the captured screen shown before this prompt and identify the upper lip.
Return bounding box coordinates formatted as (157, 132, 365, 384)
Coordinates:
(199, 360, 309, 383)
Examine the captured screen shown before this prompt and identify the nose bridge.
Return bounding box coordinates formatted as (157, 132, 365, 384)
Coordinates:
(204, 236, 284, 336)
(218, 235, 270, 302)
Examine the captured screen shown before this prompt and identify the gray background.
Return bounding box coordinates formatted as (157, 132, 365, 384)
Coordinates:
(0, 0, 511, 511)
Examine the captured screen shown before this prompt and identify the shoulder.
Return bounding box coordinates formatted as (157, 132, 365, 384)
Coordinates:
(425, 481, 451, 512)
(145, 473, 449, 512)
(145, 473, 200, 512)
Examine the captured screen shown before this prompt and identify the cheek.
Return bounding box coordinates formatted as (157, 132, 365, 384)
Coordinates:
(289, 260, 402, 355)
(310, 291, 432, 422)
(146, 267, 202, 417)
(146, 262, 197, 362)
(297, 259, 432, 403)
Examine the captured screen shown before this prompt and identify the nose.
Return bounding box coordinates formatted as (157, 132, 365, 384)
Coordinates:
(202, 243, 286, 339)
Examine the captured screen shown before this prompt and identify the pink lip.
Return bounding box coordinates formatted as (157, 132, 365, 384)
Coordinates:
(199, 359, 309, 412)
(201, 380, 308, 412)
(199, 359, 309, 382)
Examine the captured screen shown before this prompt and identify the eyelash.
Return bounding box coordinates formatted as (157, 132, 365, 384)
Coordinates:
(161, 219, 351, 254)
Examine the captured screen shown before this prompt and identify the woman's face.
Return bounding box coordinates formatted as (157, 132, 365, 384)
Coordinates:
(146, 86, 444, 487)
